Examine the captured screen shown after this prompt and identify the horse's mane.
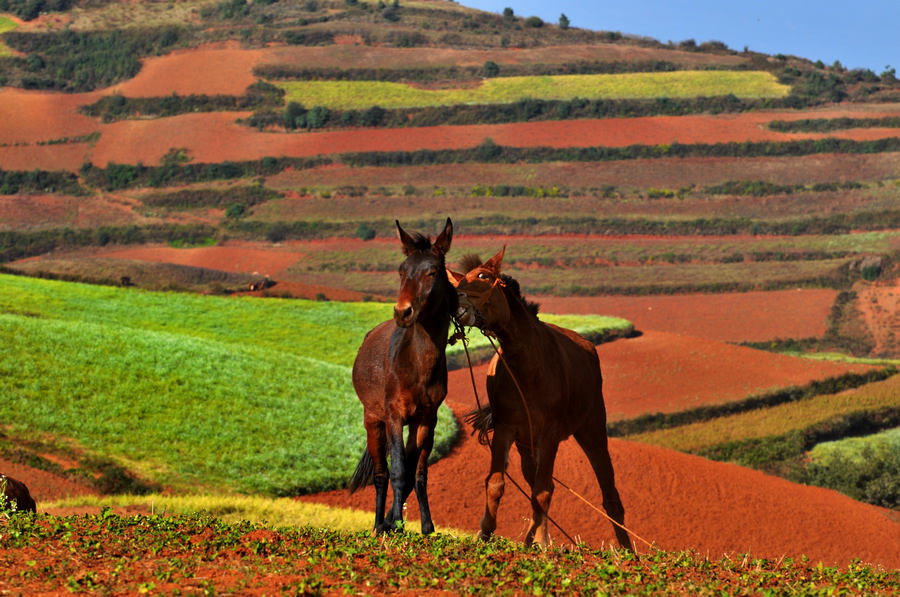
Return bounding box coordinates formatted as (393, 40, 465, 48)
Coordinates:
(458, 254, 540, 316)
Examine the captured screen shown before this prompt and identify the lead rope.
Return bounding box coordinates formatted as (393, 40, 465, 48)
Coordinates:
(452, 317, 655, 553)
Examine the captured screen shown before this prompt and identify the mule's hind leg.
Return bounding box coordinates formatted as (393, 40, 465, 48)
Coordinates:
(521, 439, 558, 548)
(479, 427, 514, 541)
(574, 426, 634, 550)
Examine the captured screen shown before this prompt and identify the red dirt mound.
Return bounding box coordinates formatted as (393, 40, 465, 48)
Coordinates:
(0, 458, 96, 505)
(301, 358, 900, 570)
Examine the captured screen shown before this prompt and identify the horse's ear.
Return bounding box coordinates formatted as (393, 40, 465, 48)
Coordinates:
(396, 220, 416, 256)
(483, 245, 506, 273)
(432, 217, 453, 256)
(446, 268, 464, 287)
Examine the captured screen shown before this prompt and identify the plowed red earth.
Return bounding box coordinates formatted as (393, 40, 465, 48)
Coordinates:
(85, 108, 900, 168)
(2, 77, 900, 169)
(299, 353, 899, 570)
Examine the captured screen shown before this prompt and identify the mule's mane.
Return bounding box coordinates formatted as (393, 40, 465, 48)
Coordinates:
(458, 253, 539, 316)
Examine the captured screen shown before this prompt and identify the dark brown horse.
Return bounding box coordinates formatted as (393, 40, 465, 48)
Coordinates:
(450, 247, 633, 549)
(348, 218, 456, 534)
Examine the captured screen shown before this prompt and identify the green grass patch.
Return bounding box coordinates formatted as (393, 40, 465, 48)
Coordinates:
(0, 273, 627, 496)
(807, 428, 900, 508)
(0, 274, 450, 495)
(279, 71, 789, 110)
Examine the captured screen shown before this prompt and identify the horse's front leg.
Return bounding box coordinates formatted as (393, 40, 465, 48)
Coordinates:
(412, 414, 437, 534)
(479, 427, 513, 541)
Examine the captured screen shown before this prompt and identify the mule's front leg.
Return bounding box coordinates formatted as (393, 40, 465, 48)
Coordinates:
(413, 416, 437, 534)
(384, 421, 407, 533)
(479, 429, 513, 541)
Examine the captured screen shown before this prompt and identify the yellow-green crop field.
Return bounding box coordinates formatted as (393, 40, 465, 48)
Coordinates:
(626, 371, 900, 452)
(278, 71, 790, 110)
(0, 16, 16, 57)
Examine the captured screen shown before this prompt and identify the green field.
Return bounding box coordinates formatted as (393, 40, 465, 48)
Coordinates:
(0, 273, 629, 495)
(279, 71, 789, 110)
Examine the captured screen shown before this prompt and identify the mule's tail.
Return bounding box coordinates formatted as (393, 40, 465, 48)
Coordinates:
(348, 449, 374, 494)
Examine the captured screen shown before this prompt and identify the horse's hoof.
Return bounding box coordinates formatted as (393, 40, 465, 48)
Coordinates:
(477, 530, 492, 541)
(421, 521, 435, 535)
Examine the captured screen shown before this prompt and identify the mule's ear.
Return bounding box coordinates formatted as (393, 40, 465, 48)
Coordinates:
(483, 245, 506, 273)
(446, 268, 464, 287)
(432, 217, 453, 256)
(396, 220, 416, 255)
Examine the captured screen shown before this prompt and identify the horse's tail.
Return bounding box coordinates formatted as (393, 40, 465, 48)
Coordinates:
(348, 449, 374, 494)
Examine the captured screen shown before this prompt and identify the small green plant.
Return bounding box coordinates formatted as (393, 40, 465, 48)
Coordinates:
(0, 476, 16, 516)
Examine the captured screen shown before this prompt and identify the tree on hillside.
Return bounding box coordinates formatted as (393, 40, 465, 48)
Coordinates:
(559, 13, 570, 30)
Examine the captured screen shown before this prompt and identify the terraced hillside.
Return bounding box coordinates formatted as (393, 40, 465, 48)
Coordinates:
(1, 0, 899, 591)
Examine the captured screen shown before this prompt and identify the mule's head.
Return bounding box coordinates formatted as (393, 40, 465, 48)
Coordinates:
(394, 217, 455, 328)
(449, 246, 512, 330)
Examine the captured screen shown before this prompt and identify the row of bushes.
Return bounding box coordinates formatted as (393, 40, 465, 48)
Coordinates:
(79, 81, 284, 122)
(0, 224, 217, 262)
(768, 116, 900, 133)
(252, 59, 688, 83)
(1, 26, 184, 92)
(607, 368, 896, 437)
(15, 135, 900, 195)
(0, 0, 72, 21)
(243, 94, 797, 132)
(346, 136, 900, 166)
(0, 168, 83, 195)
(77, 156, 329, 191)
(697, 407, 900, 509)
(141, 186, 281, 210)
(704, 179, 864, 196)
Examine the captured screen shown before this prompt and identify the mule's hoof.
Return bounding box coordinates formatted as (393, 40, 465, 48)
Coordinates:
(477, 530, 493, 541)
(375, 521, 398, 534)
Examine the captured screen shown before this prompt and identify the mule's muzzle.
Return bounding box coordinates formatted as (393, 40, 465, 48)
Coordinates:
(394, 302, 416, 328)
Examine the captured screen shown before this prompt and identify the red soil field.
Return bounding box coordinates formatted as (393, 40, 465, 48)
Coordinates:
(10, 334, 896, 570)
(273, 152, 900, 192)
(0, 193, 147, 231)
(3, 78, 900, 170)
(84, 106, 900, 168)
(538, 289, 837, 343)
(300, 360, 900, 569)
(114, 43, 270, 97)
(593, 330, 872, 420)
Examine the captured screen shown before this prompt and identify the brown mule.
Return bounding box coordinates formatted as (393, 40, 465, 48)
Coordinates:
(450, 247, 633, 549)
(348, 218, 456, 534)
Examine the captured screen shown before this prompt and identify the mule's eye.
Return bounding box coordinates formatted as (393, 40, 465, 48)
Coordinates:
(477, 272, 490, 280)
(426, 268, 437, 277)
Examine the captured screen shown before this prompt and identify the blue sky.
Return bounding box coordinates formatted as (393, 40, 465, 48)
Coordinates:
(457, 1, 897, 73)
